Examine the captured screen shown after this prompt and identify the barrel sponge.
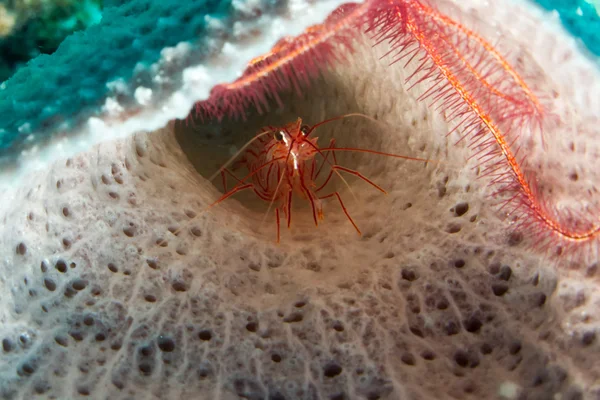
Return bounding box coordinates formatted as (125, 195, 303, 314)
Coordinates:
(0, 0, 599, 399)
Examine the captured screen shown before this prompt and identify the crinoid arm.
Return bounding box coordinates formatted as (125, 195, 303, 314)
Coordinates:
(195, 3, 367, 121)
(363, 0, 599, 262)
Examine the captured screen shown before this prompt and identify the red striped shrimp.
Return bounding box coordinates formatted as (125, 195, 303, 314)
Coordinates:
(204, 113, 437, 243)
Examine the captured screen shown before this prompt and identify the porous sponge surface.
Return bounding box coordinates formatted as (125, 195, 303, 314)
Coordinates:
(0, 114, 596, 400)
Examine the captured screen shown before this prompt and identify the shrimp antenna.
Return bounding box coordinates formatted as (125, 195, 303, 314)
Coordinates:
(209, 129, 274, 182)
(261, 169, 286, 239)
(304, 113, 389, 202)
(317, 147, 441, 163)
(306, 112, 388, 137)
(303, 113, 447, 201)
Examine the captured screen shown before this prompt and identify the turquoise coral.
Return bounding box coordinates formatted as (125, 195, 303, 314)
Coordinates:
(0, 0, 597, 163)
(0, 0, 279, 162)
(0, 0, 103, 82)
(535, 0, 600, 55)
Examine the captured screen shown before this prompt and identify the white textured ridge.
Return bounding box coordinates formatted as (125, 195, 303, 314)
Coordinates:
(0, 0, 353, 189)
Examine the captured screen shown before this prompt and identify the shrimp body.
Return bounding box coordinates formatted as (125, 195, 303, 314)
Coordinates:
(235, 118, 325, 233)
(212, 114, 436, 243)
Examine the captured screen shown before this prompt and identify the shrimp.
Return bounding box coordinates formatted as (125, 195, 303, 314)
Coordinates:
(206, 113, 438, 243)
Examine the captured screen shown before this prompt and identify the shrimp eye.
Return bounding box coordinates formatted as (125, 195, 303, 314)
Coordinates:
(274, 130, 285, 141)
(300, 125, 310, 136)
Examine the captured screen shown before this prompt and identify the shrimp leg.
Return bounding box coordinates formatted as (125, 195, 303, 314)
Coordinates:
(220, 168, 245, 192)
(275, 208, 281, 243)
(312, 138, 337, 182)
(300, 180, 319, 227)
(286, 189, 293, 228)
(320, 165, 388, 195)
(208, 183, 254, 210)
(319, 192, 361, 236)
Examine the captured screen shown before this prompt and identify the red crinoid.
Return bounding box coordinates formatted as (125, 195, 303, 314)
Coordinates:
(196, 2, 367, 121)
(194, 0, 599, 264)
